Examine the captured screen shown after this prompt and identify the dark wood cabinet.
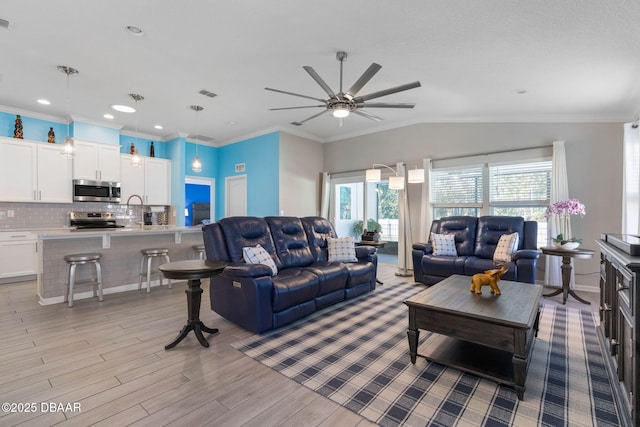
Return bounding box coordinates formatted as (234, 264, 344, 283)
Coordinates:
(597, 238, 639, 427)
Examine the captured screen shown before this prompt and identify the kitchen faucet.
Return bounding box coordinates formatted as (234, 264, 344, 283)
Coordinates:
(126, 194, 145, 229)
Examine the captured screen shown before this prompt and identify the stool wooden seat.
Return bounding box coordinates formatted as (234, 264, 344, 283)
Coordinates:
(192, 244, 206, 260)
(64, 253, 103, 307)
(139, 248, 171, 293)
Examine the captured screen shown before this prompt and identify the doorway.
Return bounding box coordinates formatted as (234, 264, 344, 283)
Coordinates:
(185, 176, 215, 226)
(225, 175, 247, 217)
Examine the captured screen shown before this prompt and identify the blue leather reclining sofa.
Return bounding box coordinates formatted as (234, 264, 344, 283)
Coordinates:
(202, 216, 377, 334)
(412, 216, 540, 285)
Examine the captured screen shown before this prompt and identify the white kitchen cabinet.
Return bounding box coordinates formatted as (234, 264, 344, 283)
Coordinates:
(0, 232, 38, 280)
(0, 137, 72, 203)
(37, 144, 73, 202)
(73, 140, 121, 182)
(119, 154, 171, 206)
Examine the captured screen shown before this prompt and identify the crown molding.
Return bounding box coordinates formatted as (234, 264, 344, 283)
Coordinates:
(0, 104, 66, 124)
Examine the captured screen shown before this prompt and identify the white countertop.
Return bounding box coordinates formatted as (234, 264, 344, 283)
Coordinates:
(2, 225, 203, 239)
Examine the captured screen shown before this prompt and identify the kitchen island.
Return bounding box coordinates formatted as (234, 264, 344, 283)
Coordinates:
(36, 226, 205, 305)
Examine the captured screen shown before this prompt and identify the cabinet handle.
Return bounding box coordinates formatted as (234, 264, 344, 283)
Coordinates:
(33, 190, 37, 201)
(10, 235, 27, 238)
(38, 190, 42, 200)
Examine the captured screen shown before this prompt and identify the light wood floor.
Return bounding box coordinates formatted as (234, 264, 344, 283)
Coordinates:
(0, 265, 598, 426)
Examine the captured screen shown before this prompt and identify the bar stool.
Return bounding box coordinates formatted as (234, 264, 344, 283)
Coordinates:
(139, 248, 171, 293)
(64, 253, 103, 307)
(192, 244, 206, 260)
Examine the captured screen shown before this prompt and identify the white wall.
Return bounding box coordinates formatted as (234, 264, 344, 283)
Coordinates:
(279, 132, 324, 217)
(323, 122, 624, 290)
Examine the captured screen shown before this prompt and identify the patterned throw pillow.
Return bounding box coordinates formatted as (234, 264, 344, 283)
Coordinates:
(327, 236, 358, 262)
(430, 232, 458, 256)
(242, 244, 278, 276)
(493, 232, 520, 262)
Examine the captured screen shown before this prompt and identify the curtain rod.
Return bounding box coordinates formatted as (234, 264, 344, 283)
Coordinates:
(431, 144, 552, 162)
(329, 161, 406, 176)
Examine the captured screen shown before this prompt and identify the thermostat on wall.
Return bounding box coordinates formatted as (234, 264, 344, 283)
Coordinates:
(235, 163, 246, 172)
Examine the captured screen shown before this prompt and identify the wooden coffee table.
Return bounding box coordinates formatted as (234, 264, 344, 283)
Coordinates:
(405, 274, 543, 400)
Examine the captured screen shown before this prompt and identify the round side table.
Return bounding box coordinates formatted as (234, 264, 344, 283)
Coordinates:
(540, 246, 594, 305)
(159, 259, 226, 349)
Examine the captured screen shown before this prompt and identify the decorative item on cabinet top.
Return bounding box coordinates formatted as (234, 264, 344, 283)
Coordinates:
(48, 127, 55, 143)
(13, 115, 23, 139)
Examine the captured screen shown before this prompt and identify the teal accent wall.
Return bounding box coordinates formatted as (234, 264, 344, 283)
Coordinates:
(0, 112, 66, 143)
(167, 136, 186, 226)
(217, 132, 280, 218)
(119, 134, 168, 159)
(72, 121, 120, 145)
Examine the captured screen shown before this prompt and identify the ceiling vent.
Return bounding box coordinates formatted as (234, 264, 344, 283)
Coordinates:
(0, 18, 13, 30)
(199, 89, 217, 98)
(190, 133, 216, 143)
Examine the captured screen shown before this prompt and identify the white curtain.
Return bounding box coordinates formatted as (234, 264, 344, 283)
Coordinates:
(622, 122, 640, 234)
(419, 158, 433, 242)
(319, 172, 331, 219)
(396, 162, 413, 276)
(545, 140, 569, 287)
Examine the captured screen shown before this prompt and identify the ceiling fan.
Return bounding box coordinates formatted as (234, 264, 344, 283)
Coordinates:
(265, 51, 421, 126)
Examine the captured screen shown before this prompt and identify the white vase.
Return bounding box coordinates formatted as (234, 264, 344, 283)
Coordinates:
(554, 241, 579, 250)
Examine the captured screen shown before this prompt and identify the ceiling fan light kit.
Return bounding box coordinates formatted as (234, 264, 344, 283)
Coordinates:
(266, 51, 421, 126)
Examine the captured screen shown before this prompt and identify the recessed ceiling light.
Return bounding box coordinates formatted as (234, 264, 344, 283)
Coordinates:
(111, 104, 136, 113)
(103, 113, 114, 119)
(37, 99, 50, 105)
(154, 125, 163, 130)
(225, 120, 238, 126)
(126, 25, 144, 36)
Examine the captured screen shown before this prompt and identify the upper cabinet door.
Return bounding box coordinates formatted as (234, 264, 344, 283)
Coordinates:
(37, 144, 72, 203)
(144, 158, 171, 205)
(119, 154, 145, 203)
(73, 140, 121, 181)
(73, 140, 99, 180)
(0, 138, 37, 202)
(98, 144, 121, 182)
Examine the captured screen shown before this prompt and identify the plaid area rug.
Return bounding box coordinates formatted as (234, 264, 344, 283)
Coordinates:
(232, 282, 620, 426)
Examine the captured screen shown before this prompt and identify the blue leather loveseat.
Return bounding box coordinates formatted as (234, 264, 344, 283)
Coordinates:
(202, 216, 377, 334)
(412, 216, 540, 285)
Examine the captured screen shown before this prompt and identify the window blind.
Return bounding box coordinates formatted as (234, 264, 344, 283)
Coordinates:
(489, 161, 552, 205)
(431, 166, 483, 204)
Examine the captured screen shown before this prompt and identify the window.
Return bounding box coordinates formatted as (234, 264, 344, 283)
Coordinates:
(431, 160, 552, 248)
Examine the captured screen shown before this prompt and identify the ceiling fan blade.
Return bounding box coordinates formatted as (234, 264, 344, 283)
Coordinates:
(290, 109, 330, 126)
(345, 63, 382, 98)
(265, 87, 326, 103)
(269, 105, 326, 111)
(302, 66, 336, 99)
(357, 102, 415, 109)
(352, 110, 383, 122)
(354, 81, 421, 103)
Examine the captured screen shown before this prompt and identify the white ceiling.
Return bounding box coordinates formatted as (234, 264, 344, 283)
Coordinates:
(1, 1, 640, 146)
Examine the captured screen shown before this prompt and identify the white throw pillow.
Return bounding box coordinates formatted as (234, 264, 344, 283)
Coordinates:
(242, 244, 278, 276)
(493, 232, 520, 262)
(430, 232, 458, 256)
(327, 236, 358, 262)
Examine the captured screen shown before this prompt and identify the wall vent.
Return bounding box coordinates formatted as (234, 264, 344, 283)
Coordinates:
(235, 163, 246, 173)
(0, 18, 13, 30)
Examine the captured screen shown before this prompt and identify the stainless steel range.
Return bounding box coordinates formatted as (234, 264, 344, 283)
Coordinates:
(69, 212, 124, 229)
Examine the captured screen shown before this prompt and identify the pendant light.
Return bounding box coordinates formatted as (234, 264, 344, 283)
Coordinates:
(57, 65, 79, 158)
(129, 93, 144, 167)
(190, 105, 203, 173)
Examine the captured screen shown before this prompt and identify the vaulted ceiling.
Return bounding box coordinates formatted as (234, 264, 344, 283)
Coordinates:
(1, 1, 639, 146)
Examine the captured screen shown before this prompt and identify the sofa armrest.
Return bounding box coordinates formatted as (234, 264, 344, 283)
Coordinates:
(224, 262, 274, 278)
(512, 249, 540, 261)
(355, 245, 375, 258)
(412, 242, 433, 255)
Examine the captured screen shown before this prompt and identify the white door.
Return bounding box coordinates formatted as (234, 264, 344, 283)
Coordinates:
(225, 175, 247, 217)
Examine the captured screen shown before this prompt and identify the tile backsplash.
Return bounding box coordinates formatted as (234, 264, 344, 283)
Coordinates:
(0, 201, 166, 229)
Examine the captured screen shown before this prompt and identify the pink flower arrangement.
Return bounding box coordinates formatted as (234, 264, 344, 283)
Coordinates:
(544, 198, 586, 219)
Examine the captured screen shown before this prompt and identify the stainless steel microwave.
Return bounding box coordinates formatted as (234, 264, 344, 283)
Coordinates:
(73, 179, 121, 203)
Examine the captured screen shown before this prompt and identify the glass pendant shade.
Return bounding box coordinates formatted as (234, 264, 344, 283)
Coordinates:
(365, 168, 381, 182)
(61, 136, 75, 158)
(131, 150, 141, 167)
(388, 175, 405, 190)
(191, 155, 202, 173)
(408, 168, 425, 183)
